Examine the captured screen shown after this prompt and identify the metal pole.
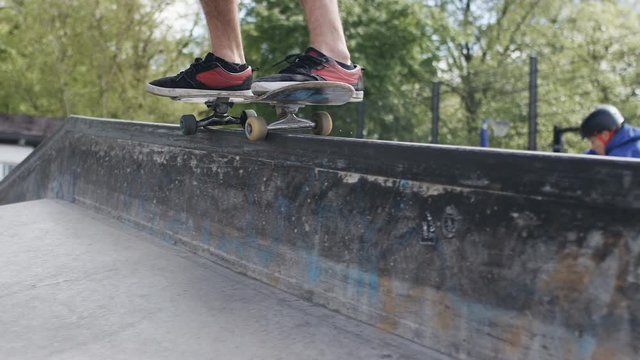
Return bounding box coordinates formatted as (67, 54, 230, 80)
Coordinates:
(552, 126, 580, 153)
(431, 81, 440, 144)
(552, 125, 561, 153)
(356, 101, 365, 139)
(528, 56, 538, 151)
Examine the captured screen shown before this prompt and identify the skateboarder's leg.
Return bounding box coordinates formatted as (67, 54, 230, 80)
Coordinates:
(146, 0, 252, 98)
(251, 0, 363, 100)
(252, 0, 363, 99)
(200, 0, 245, 64)
(300, 0, 350, 65)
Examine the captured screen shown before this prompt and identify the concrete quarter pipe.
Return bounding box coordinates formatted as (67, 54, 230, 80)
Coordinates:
(1, 116, 639, 359)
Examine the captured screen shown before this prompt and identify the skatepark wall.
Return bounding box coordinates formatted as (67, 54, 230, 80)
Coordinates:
(1, 116, 639, 360)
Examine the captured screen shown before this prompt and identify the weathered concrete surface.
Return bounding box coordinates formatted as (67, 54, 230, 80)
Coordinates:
(1, 116, 639, 359)
(0, 199, 441, 360)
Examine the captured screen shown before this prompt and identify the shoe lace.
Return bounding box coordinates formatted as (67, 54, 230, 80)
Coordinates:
(273, 53, 327, 74)
(177, 57, 206, 79)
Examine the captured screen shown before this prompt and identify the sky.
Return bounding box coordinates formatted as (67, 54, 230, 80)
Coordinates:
(157, 0, 203, 37)
(157, 0, 253, 36)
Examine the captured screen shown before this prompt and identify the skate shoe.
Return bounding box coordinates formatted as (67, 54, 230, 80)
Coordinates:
(147, 53, 253, 98)
(251, 47, 363, 101)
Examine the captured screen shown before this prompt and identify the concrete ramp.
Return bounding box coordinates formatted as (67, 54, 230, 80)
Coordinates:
(0, 199, 436, 359)
(1, 116, 639, 359)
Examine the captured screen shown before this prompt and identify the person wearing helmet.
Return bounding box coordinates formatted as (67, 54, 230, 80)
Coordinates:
(580, 105, 640, 158)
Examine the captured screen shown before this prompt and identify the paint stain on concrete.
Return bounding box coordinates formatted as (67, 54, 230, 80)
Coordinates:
(561, 335, 589, 360)
(396, 285, 427, 315)
(307, 253, 321, 283)
(434, 292, 454, 334)
(503, 317, 532, 358)
(269, 272, 281, 288)
(538, 250, 594, 308)
(200, 223, 211, 245)
(368, 271, 379, 305)
(591, 343, 627, 360)
(377, 276, 398, 332)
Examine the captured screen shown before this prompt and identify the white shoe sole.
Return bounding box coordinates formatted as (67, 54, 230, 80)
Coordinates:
(146, 84, 253, 98)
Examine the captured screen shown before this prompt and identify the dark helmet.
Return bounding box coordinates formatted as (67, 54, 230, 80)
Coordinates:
(580, 105, 625, 138)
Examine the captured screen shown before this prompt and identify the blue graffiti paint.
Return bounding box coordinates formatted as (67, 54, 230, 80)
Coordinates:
(254, 242, 274, 268)
(273, 196, 289, 244)
(217, 235, 232, 254)
(234, 237, 245, 258)
(312, 171, 342, 226)
(200, 223, 211, 245)
(307, 252, 322, 283)
(244, 176, 257, 242)
(576, 333, 597, 359)
(398, 179, 412, 212)
(217, 224, 232, 254)
(348, 267, 366, 297)
(52, 178, 64, 199)
(159, 211, 184, 246)
(345, 266, 380, 303)
(348, 179, 381, 304)
(368, 271, 379, 301)
(399, 179, 410, 191)
(237, 175, 260, 261)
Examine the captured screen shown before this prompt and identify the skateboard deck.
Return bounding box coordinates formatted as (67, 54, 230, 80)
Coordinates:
(173, 82, 355, 141)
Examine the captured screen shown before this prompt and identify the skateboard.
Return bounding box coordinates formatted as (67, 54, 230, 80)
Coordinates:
(173, 82, 355, 141)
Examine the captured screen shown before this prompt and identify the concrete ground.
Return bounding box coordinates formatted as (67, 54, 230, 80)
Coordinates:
(0, 200, 444, 360)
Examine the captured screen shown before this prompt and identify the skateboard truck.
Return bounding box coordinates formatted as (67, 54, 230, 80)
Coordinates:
(270, 105, 314, 131)
(180, 98, 254, 136)
(243, 106, 333, 141)
(206, 99, 232, 119)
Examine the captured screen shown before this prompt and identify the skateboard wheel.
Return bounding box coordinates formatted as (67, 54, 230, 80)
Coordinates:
(240, 110, 258, 129)
(312, 111, 332, 136)
(245, 116, 268, 141)
(180, 114, 198, 135)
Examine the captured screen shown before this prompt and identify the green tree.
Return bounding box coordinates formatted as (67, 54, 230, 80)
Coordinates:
(0, 0, 204, 121)
(423, 0, 558, 147)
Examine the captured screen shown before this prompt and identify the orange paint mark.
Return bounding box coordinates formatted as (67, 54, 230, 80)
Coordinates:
(503, 317, 532, 357)
(377, 276, 398, 332)
(592, 344, 626, 360)
(538, 250, 594, 308)
(434, 292, 454, 334)
(270, 273, 281, 287)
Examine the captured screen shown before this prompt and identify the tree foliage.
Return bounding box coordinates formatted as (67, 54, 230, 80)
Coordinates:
(0, 0, 202, 120)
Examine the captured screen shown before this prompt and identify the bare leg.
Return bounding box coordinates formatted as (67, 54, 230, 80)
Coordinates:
(299, 0, 351, 64)
(200, 0, 245, 64)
